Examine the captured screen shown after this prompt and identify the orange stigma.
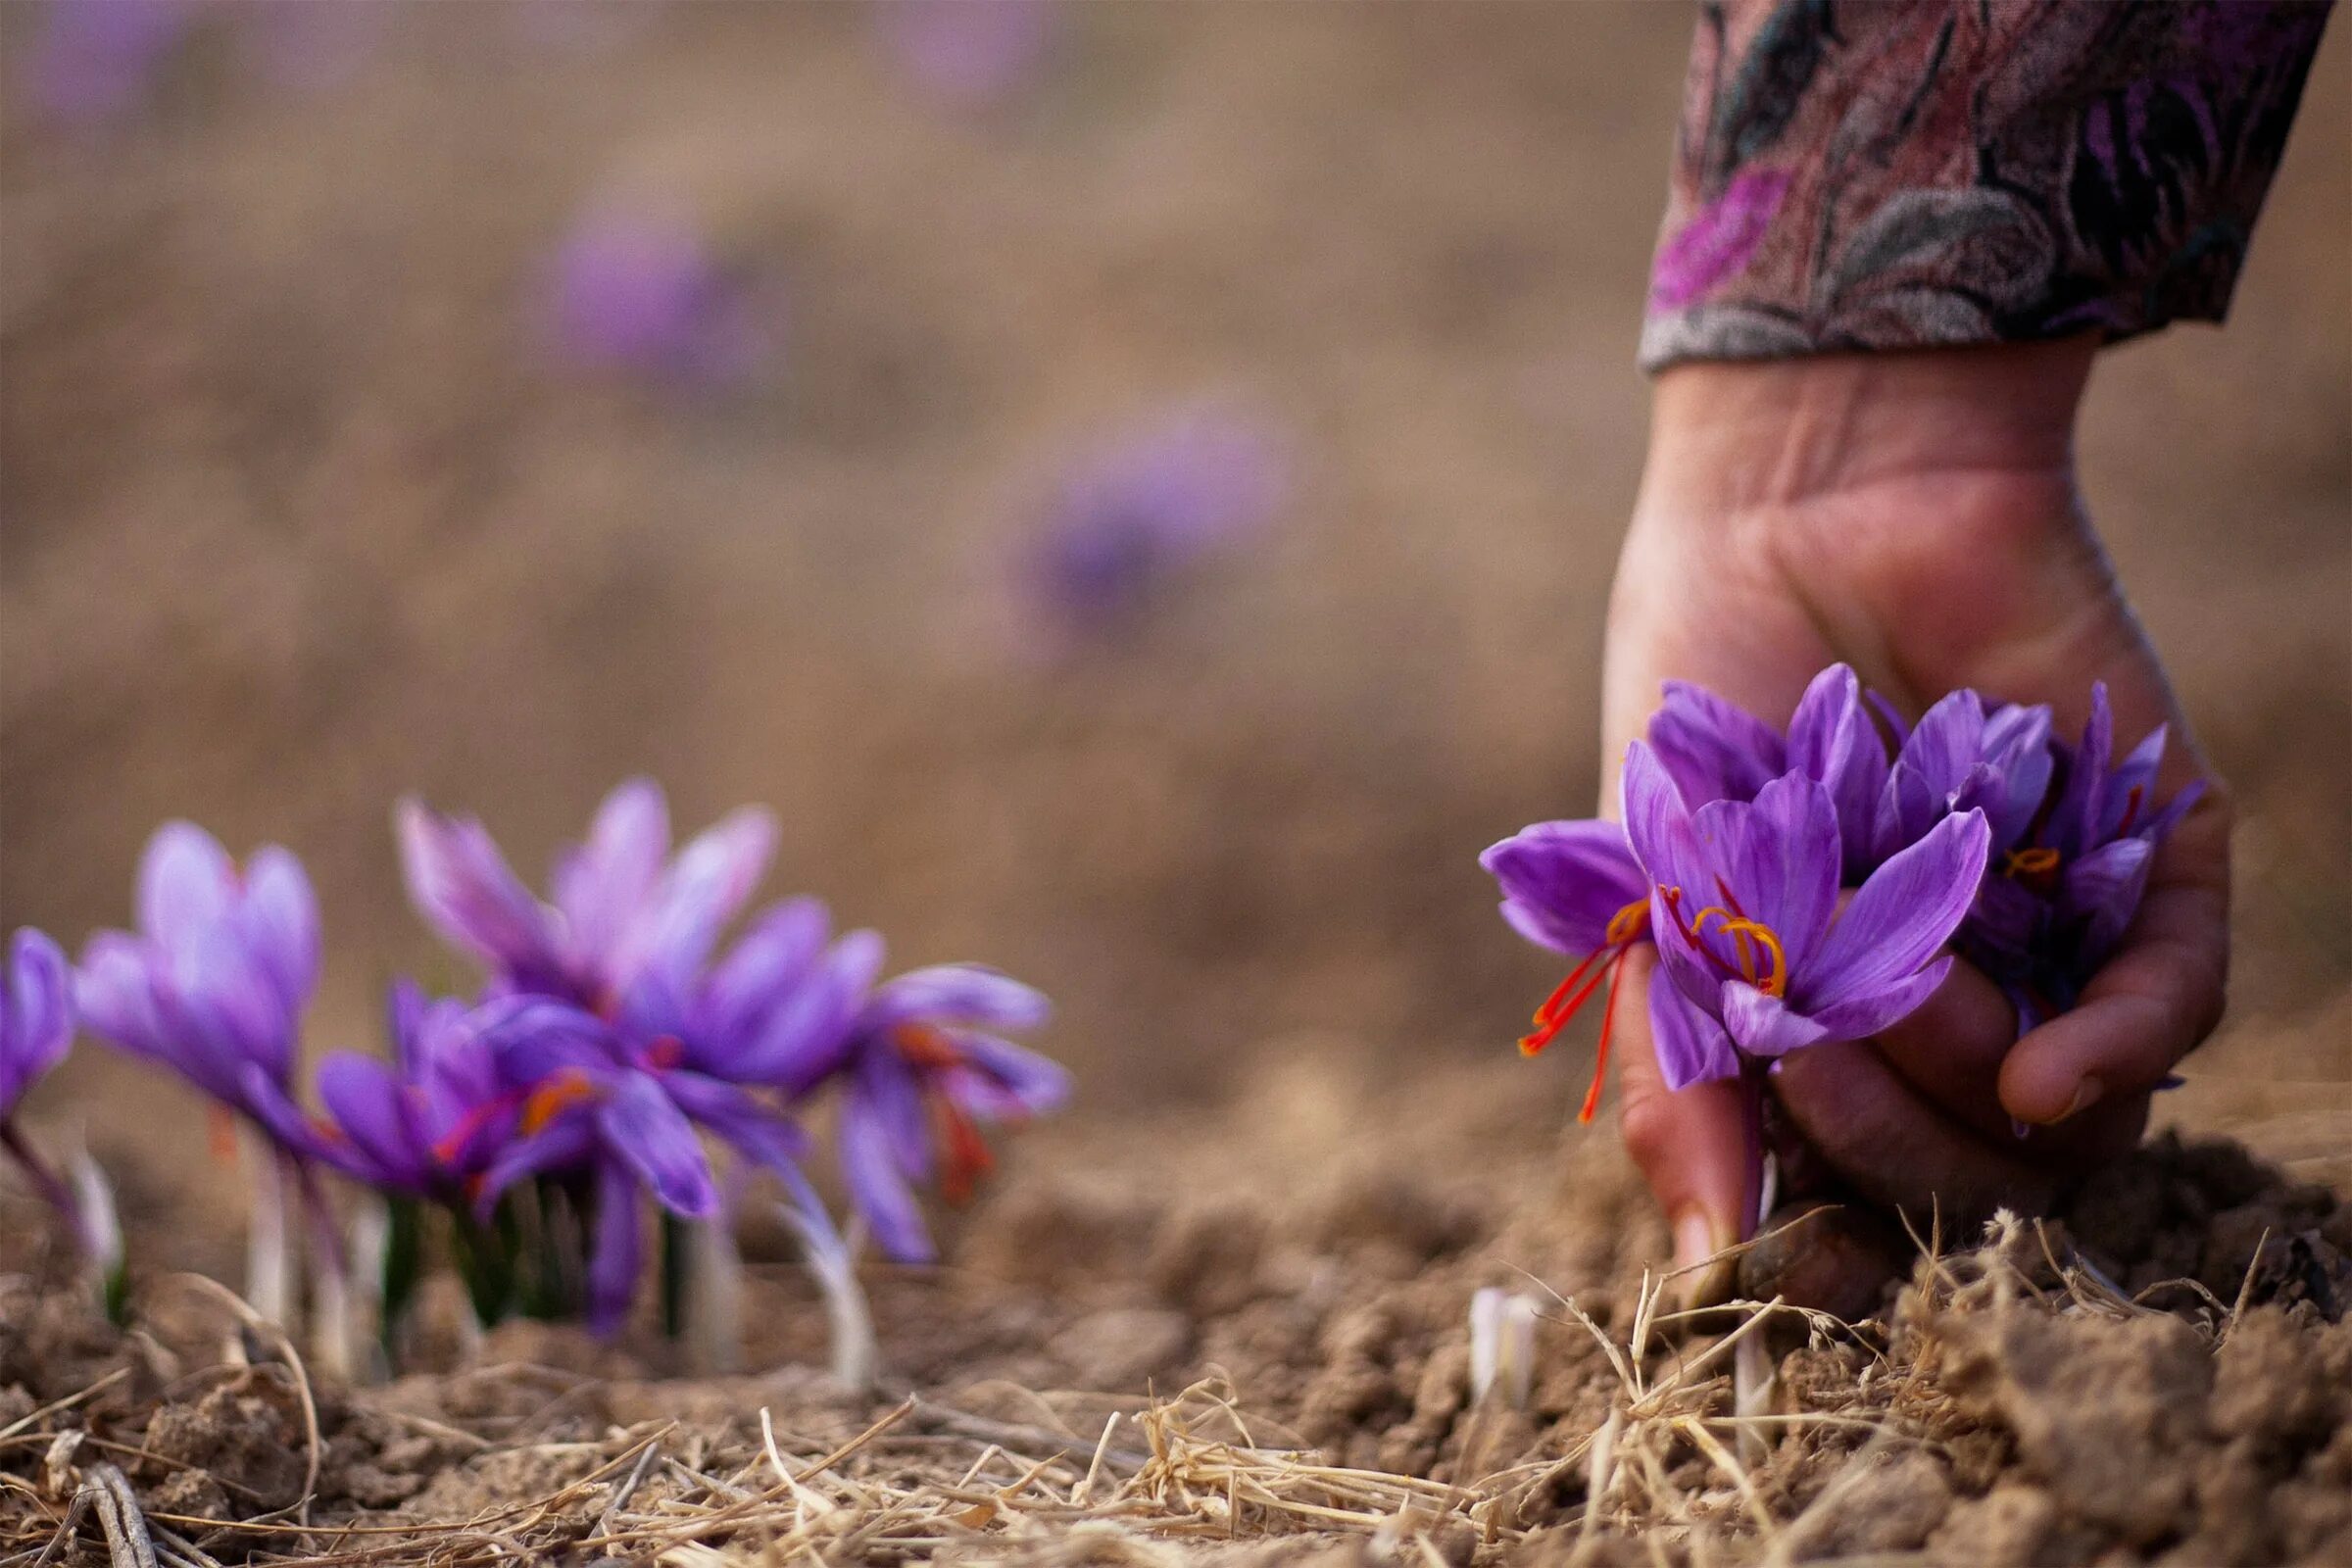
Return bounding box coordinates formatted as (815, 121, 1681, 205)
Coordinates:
(519, 1069, 598, 1135)
(2002, 845, 2062, 893)
(1516, 897, 1650, 1126)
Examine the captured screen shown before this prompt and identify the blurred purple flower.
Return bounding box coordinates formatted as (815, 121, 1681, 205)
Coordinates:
(397, 778, 777, 1022)
(74, 822, 323, 1152)
(1019, 408, 1288, 642)
(1, 930, 74, 1124)
(312, 982, 537, 1198)
(541, 204, 774, 385)
(876, 0, 1057, 111)
(1963, 684, 2201, 1021)
(19, 0, 196, 125)
(835, 964, 1064, 1261)
(1622, 743, 1990, 1090)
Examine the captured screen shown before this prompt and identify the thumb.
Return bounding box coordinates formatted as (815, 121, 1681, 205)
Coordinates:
(1610, 946, 1751, 1306)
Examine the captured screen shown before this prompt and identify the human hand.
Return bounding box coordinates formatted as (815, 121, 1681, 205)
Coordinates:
(1597, 340, 2232, 1305)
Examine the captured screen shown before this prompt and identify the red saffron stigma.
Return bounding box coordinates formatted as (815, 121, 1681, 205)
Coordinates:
(1576, 947, 1633, 1125)
(936, 1099, 995, 1205)
(2115, 783, 2145, 837)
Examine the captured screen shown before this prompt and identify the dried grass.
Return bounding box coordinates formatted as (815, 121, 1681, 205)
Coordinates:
(0, 1212, 2288, 1566)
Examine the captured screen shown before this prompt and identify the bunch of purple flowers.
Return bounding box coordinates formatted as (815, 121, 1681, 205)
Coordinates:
(1483, 667, 2199, 1225)
(6, 780, 1065, 1377)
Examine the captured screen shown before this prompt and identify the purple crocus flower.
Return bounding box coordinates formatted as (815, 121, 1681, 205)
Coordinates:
(312, 982, 537, 1199)
(445, 996, 849, 1336)
(876, 0, 1058, 111)
(834, 964, 1065, 1262)
(19, 0, 196, 126)
(541, 204, 773, 386)
(397, 779, 776, 1024)
(1478, 822, 1650, 1121)
(1964, 684, 2200, 1021)
(1017, 407, 1288, 644)
(74, 822, 323, 1153)
(1622, 742, 1991, 1090)
(1, 929, 73, 1124)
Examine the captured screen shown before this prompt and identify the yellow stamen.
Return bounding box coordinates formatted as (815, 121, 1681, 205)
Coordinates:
(1690, 906, 1788, 998)
(2003, 846, 2061, 878)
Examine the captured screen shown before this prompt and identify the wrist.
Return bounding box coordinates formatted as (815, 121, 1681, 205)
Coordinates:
(1639, 339, 2097, 518)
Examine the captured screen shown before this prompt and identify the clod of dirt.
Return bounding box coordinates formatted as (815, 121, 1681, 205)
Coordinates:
(1057, 1307, 1192, 1390)
(1147, 1201, 1270, 1316)
(139, 1368, 311, 1515)
(1780, 1449, 1953, 1560)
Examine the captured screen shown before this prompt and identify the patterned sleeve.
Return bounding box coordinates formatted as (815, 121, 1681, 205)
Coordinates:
(1641, 0, 2333, 371)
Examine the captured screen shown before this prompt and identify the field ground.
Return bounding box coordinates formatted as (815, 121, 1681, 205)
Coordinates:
(2, 4, 2347, 1563)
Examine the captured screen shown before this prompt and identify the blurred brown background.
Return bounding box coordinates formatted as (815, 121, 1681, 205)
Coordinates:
(3, 4, 2346, 1218)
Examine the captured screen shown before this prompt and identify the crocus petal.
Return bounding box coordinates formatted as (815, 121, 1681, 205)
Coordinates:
(595, 1072, 718, 1219)
(723, 928, 884, 1091)
(840, 1093, 934, 1262)
(1648, 964, 1740, 1091)
(170, 924, 295, 1083)
(1979, 704, 2055, 851)
(316, 1054, 432, 1190)
(2058, 683, 2115, 856)
(1807, 809, 1991, 1004)
(1899, 690, 1986, 800)
(1788, 664, 1889, 877)
(239, 846, 321, 1016)
(234, 1062, 326, 1158)
(135, 822, 237, 956)
(1805, 957, 1954, 1043)
(1620, 741, 1707, 893)
(951, 1032, 1073, 1118)
(553, 778, 670, 971)
(612, 806, 777, 994)
(868, 965, 1052, 1034)
(1721, 980, 1833, 1057)
(1480, 820, 1648, 956)
(1646, 682, 1786, 807)
(2, 929, 74, 1113)
(74, 933, 172, 1061)
(658, 1069, 810, 1174)
(1707, 771, 1841, 974)
(473, 1116, 597, 1219)
(2060, 837, 2155, 969)
(396, 800, 563, 979)
(585, 1157, 642, 1339)
(695, 897, 831, 1046)
(2138, 778, 2204, 844)
(858, 1050, 932, 1183)
(474, 998, 621, 1088)
(2101, 724, 2168, 840)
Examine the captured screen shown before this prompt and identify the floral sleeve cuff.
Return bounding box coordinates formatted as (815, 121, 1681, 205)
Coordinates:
(1641, 0, 2332, 372)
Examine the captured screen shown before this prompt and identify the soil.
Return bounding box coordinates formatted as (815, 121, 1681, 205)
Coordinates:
(2, 3, 2348, 1565)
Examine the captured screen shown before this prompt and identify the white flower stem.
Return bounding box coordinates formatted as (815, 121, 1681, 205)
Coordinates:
(684, 1218, 746, 1376)
(241, 1127, 293, 1325)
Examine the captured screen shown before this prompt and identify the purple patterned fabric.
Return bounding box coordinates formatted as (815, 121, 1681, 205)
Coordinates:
(1643, 1, 2331, 370)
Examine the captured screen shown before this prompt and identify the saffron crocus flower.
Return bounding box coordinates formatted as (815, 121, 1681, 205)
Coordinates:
(1017, 407, 1288, 643)
(74, 823, 323, 1153)
(1866, 688, 2055, 868)
(1964, 684, 2202, 1021)
(877, 0, 1058, 111)
(1622, 743, 1991, 1089)
(0, 929, 105, 1265)
(835, 965, 1066, 1262)
(312, 982, 543, 1200)
(1479, 821, 1651, 1121)
(541, 204, 773, 386)
(1, 929, 72, 1125)
(19, 0, 195, 126)
(397, 779, 776, 1024)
